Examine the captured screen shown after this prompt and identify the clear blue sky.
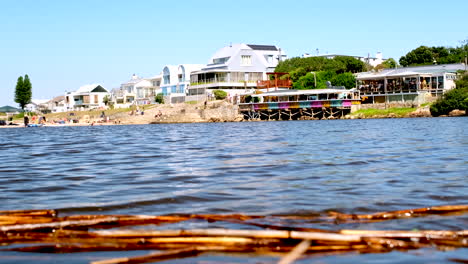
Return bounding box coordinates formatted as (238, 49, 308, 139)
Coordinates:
(1, 0, 466, 107)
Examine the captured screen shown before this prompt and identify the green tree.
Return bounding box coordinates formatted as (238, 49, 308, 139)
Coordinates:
(213, 90, 227, 100)
(103, 95, 110, 105)
(293, 73, 317, 90)
(275, 56, 364, 89)
(382, 58, 397, 68)
(331, 72, 356, 89)
(155, 93, 164, 104)
(399, 44, 467, 66)
(14, 75, 32, 110)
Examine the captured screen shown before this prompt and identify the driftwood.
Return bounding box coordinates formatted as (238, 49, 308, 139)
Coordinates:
(0, 205, 467, 264)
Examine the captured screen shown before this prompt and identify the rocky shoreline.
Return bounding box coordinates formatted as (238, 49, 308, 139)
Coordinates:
(1, 103, 467, 128)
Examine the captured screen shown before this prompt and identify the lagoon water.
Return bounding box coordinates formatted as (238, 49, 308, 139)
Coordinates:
(0, 117, 467, 263)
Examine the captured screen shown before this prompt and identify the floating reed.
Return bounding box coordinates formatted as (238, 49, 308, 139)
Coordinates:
(0, 205, 466, 264)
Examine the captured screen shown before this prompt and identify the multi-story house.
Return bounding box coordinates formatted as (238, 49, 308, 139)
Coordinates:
(188, 44, 287, 100)
(160, 64, 204, 103)
(65, 84, 110, 110)
(114, 74, 162, 107)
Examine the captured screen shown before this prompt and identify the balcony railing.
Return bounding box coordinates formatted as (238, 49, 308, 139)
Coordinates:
(257, 79, 292, 89)
(190, 77, 258, 87)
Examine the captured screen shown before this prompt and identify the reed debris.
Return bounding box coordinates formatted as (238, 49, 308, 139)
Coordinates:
(0, 205, 466, 263)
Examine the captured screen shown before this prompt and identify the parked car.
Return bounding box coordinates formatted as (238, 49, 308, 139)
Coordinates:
(0, 120, 6, 126)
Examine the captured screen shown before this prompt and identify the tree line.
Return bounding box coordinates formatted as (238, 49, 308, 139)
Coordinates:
(274, 56, 367, 89)
(399, 43, 468, 67)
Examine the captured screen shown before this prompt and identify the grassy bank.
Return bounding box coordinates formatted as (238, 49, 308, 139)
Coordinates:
(351, 107, 417, 118)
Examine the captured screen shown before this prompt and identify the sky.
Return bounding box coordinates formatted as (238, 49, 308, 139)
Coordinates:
(1, 0, 467, 107)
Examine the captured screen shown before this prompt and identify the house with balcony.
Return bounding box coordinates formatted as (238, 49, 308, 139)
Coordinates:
(65, 84, 110, 110)
(113, 74, 162, 107)
(355, 63, 465, 104)
(160, 64, 204, 103)
(189, 44, 287, 101)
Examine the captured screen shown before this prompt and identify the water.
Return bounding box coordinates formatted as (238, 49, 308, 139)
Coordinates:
(0, 117, 467, 263)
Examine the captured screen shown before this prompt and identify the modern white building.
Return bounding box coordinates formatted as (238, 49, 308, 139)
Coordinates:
(355, 63, 465, 104)
(65, 84, 110, 110)
(189, 44, 287, 100)
(160, 64, 204, 103)
(114, 74, 162, 107)
(302, 52, 385, 67)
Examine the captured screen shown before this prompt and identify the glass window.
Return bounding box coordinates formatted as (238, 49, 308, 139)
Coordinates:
(241, 55, 252, 66)
(438, 76, 444, 89)
(213, 57, 230, 64)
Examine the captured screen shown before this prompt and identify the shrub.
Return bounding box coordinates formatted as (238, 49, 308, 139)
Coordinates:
(155, 93, 164, 104)
(213, 90, 227, 100)
(430, 74, 468, 116)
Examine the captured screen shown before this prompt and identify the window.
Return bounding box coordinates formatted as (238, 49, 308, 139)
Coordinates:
(94, 95, 98, 104)
(265, 55, 274, 63)
(213, 57, 230, 64)
(241, 55, 252, 66)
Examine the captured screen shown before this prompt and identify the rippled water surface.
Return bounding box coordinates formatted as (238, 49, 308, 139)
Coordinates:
(0, 117, 467, 263)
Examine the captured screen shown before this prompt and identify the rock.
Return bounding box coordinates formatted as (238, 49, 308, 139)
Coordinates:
(449, 109, 466, 117)
(409, 107, 432, 118)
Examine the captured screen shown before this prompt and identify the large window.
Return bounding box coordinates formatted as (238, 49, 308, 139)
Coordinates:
(213, 57, 230, 65)
(241, 55, 252, 66)
(163, 67, 171, 85)
(438, 76, 444, 89)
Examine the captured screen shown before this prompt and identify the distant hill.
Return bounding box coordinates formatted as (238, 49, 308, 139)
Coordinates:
(0, 105, 22, 113)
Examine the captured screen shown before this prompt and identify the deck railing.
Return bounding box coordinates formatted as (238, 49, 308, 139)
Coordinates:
(257, 79, 292, 89)
(239, 99, 361, 111)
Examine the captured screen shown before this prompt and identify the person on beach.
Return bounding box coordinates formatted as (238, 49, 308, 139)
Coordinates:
(24, 115, 29, 126)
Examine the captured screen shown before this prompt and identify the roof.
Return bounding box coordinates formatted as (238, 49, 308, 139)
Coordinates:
(30, 99, 49, 105)
(49, 96, 65, 103)
(247, 44, 278, 51)
(76, 84, 104, 93)
(356, 63, 465, 80)
(91, 85, 108, 93)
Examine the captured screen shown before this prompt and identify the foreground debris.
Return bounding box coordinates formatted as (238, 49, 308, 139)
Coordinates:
(0, 205, 467, 264)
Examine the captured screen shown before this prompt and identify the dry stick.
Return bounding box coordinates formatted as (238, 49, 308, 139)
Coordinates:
(278, 240, 311, 264)
(93, 229, 362, 242)
(0, 215, 192, 232)
(329, 204, 468, 221)
(0, 209, 57, 217)
(340, 229, 468, 238)
(90, 247, 202, 264)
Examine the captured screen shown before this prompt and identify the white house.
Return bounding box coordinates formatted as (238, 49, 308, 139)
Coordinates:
(302, 52, 385, 67)
(160, 64, 204, 103)
(113, 74, 162, 107)
(65, 84, 110, 110)
(189, 44, 287, 100)
(46, 96, 66, 113)
(25, 99, 49, 113)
